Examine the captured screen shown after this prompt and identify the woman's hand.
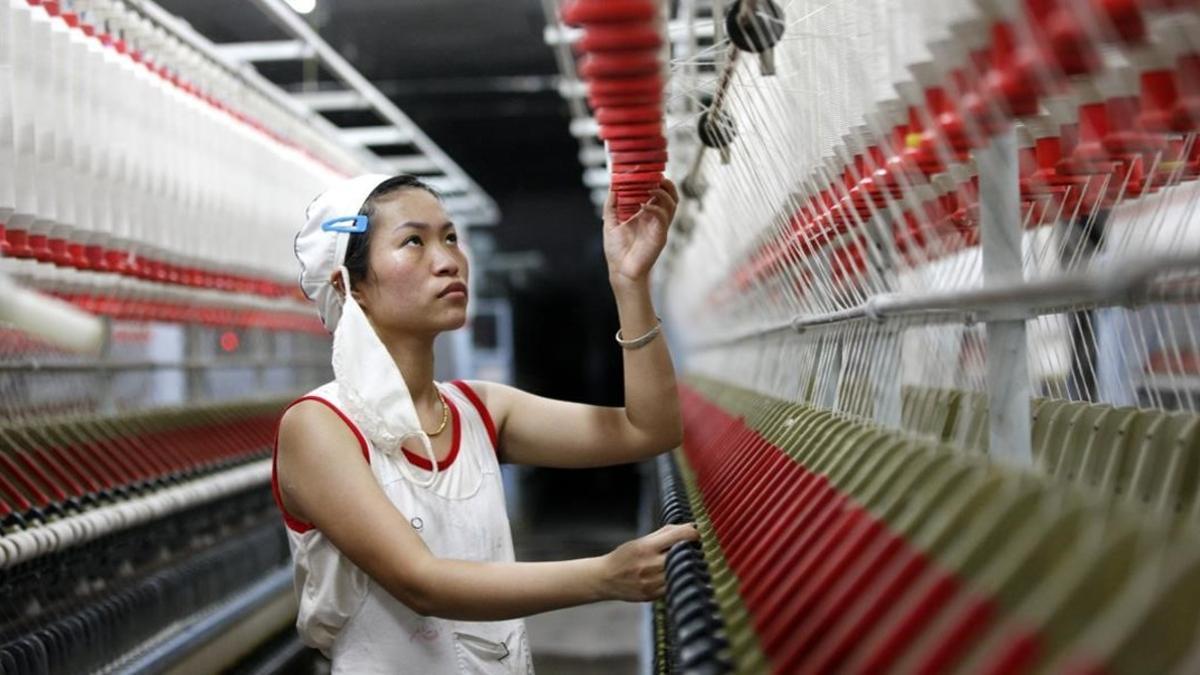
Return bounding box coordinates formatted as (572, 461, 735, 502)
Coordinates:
(597, 523, 699, 602)
(603, 178, 681, 285)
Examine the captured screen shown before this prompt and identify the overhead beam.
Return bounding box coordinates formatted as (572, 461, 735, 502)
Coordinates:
(379, 155, 441, 174)
(212, 40, 314, 63)
(338, 126, 414, 146)
(289, 89, 369, 112)
(248, 0, 499, 225)
(423, 176, 467, 195)
(442, 196, 483, 214)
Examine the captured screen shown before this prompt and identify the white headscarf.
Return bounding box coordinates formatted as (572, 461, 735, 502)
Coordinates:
(294, 175, 440, 487)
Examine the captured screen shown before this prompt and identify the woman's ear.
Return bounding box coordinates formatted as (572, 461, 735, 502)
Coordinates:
(328, 270, 346, 298)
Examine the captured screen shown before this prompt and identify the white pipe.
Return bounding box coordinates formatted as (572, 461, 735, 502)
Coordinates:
(0, 272, 104, 354)
(0, 460, 271, 569)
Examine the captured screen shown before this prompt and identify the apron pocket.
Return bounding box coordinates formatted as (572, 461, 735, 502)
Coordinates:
(452, 629, 517, 674)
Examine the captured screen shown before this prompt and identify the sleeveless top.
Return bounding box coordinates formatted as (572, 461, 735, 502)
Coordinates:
(271, 380, 534, 674)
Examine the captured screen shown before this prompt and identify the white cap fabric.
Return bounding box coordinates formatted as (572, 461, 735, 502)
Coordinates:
(294, 174, 393, 332)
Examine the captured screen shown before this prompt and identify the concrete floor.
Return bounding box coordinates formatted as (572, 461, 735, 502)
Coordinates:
(514, 510, 646, 675)
(527, 602, 641, 674)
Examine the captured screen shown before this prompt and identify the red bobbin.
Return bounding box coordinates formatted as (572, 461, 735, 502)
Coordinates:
(561, 0, 657, 26)
(613, 173, 662, 187)
(613, 162, 667, 173)
(607, 136, 667, 152)
(596, 105, 662, 125)
(566, 0, 668, 208)
(612, 150, 668, 164)
(589, 91, 662, 108)
(588, 74, 663, 97)
(577, 25, 662, 53)
(599, 123, 663, 141)
(579, 51, 661, 79)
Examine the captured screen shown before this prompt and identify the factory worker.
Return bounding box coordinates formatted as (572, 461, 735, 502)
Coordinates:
(275, 173, 693, 673)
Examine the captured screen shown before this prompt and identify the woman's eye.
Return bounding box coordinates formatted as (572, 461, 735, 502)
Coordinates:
(403, 236, 423, 247)
(446, 233, 458, 245)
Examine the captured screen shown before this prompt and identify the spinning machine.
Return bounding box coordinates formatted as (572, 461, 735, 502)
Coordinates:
(550, 0, 1200, 673)
(0, 0, 492, 672)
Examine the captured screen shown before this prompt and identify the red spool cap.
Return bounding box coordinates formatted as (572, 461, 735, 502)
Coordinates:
(599, 123, 662, 140)
(1045, 8, 1101, 76)
(577, 24, 662, 52)
(1172, 54, 1200, 132)
(1103, 95, 1164, 154)
(579, 52, 660, 79)
(613, 162, 666, 173)
(43, 1, 58, 16)
(588, 91, 661, 108)
(47, 238, 72, 266)
(612, 150, 667, 164)
(66, 241, 86, 268)
(596, 105, 661, 125)
(6, 230, 32, 258)
(1067, 102, 1111, 167)
(62, 11, 77, 27)
(1097, 0, 1146, 45)
(105, 249, 130, 274)
(614, 185, 659, 195)
(981, 21, 1042, 118)
(607, 136, 666, 151)
(587, 74, 662, 97)
(612, 171, 661, 185)
(29, 234, 52, 262)
(560, 0, 657, 26)
(84, 244, 106, 270)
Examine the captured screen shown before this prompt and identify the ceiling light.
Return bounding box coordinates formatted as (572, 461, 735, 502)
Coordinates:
(284, 0, 316, 14)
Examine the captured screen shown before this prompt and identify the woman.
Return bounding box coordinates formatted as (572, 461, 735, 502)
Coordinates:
(274, 173, 696, 673)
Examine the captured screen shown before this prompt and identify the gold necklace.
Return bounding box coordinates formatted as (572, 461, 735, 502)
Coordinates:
(426, 390, 449, 437)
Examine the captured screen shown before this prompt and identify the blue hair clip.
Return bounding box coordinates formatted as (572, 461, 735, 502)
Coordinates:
(320, 215, 369, 234)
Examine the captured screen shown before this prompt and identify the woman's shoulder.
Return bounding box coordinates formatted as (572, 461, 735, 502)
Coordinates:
(442, 379, 491, 401)
(278, 389, 370, 462)
(443, 379, 519, 420)
(443, 379, 522, 404)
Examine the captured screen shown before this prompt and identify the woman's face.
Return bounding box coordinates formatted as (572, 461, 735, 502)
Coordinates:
(352, 189, 469, 336)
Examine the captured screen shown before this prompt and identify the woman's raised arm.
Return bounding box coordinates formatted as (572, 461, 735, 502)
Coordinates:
(473, 179, 682, 468)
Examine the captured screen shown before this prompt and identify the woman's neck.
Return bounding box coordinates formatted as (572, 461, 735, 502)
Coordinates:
(380, 331, 439, 406)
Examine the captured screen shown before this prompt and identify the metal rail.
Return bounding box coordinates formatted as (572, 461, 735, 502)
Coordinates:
(686, 254, 1200, 350)
(122, 567, 294, 675)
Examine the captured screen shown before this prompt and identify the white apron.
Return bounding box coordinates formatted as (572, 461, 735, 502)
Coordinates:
(272, 380, 534, 674)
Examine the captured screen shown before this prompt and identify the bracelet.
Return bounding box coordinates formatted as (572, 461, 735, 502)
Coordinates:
(615, 318, 663, 350)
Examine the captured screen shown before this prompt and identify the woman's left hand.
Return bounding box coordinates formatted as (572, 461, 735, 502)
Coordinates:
(602, 178, 680, 285)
